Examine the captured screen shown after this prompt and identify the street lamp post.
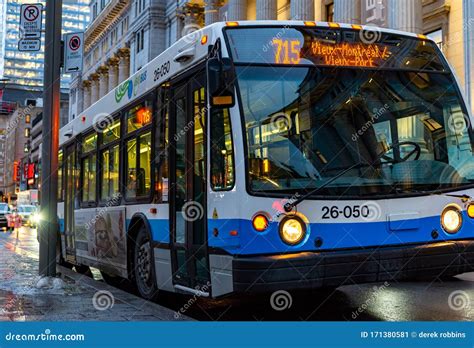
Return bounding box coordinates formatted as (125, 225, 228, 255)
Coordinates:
(39, 0, 62, 277)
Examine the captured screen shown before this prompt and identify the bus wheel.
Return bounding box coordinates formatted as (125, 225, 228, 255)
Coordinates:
(75, 265, 93, 277)
(133, 225, 159, 301)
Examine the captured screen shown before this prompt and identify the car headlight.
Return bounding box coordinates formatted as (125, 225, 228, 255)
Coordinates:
(441, 205, 462, 234)
(30, 213, 40, 224)
(279, 216, 306, 245)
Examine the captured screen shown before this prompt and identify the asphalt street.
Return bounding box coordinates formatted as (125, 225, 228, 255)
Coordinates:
(0, 227, 472, 321)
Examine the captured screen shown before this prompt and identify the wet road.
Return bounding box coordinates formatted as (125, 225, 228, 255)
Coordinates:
(1, 228, 473, 321)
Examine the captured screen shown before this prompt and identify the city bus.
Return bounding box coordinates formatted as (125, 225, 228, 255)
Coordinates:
(57, 20, 474, 300)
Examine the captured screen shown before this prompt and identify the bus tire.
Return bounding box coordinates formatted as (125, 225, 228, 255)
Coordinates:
(133, 225, 159, 301)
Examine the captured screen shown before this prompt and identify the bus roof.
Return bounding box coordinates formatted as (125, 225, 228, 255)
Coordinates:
(59, 21, 433, 145)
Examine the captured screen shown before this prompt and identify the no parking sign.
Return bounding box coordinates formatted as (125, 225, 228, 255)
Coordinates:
(64, 32, 84, 73)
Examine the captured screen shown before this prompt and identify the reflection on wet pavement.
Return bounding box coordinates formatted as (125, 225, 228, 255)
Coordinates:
(0, 228, 182, 321)
(0, 227, 473, 321)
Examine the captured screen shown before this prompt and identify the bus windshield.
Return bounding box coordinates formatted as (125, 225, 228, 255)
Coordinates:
(226, 27, 474, 196)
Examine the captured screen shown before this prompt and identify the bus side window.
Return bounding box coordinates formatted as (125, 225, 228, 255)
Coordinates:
(156, 86, 169, 202)
(81, 133, 97, 206)
(125, 138, 137, 199)
(58, 149, 63, 201)
(210, 108, 235, 190)
(100, 117, 121, 202)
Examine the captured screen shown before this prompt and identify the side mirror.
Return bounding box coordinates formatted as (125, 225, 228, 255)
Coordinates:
(207, 57, 236, 108)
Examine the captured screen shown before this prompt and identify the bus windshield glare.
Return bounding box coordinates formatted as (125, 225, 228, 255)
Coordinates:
(225, 27, 474, 196)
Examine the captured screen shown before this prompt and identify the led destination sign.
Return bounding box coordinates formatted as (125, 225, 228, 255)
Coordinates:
(307, 41, 390, 67)
(225, 27, 445, 71)
(272, 38, 391, 67)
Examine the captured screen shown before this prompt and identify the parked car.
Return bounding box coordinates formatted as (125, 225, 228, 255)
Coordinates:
(17, 205, 39, 227)
(0, 203, 9, 230)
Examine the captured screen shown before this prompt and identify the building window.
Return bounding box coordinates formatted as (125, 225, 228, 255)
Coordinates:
(326, 2, 334, 22)
(121, 16, 129, 36)
(426, 28, 443, 50)
(92, 3, 98, 19)
(136, 28, 145, 53)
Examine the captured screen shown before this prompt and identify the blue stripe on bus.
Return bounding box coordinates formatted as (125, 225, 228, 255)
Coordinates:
(125, 218, 170, 244)
(207, 213, 474, 255)
(61, 213, 474, 255)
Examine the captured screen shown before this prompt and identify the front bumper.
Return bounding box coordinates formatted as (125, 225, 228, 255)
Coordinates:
(233, 240, 474, 292)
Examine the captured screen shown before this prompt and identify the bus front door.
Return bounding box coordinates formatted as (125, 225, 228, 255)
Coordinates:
(63, 143, 77, 263)
(170, 71, 210, 291)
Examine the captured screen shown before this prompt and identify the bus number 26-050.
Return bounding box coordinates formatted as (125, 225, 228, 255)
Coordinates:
(321, 205, 372, 219)
(153, 61, 170, 81)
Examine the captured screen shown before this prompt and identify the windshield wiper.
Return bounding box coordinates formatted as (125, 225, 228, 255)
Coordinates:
(394, 187, 472, 202)
(283, 162, 364, 212)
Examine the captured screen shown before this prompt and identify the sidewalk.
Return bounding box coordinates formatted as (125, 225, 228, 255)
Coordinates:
(0, 228, 191, 321)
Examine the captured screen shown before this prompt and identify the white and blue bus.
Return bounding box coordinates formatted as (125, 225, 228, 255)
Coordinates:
(57, 21, 474, 299)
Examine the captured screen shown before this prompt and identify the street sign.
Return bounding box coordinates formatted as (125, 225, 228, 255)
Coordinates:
(19, 4, 43, 40)
(18, 39, 41, 52)
(64, 32, 84, 73)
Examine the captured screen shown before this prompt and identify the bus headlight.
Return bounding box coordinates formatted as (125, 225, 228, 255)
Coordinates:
(441, 205, 462, 234)
(279, 216, 306, 245)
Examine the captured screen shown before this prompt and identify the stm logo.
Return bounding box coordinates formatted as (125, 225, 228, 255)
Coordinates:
(115, 71, 147, 103)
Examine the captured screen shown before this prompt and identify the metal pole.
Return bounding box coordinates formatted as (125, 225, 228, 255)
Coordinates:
(39, 0, 62, 277)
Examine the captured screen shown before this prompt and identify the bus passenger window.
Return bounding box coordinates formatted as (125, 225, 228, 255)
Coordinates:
(138, 132, 152, 196)
(210, 108, 235, 190)
(156, 86, 169, 202)
(58, 150, 63, 201)
(126, 101, 152, 133)
(82, 155, 96, 203)
(101, 145, 120, 201)
(126, 138, 137, 199)
(81, 132, 97, 205)
(82, 157, 90, 202)
(101, 150, 110, 200)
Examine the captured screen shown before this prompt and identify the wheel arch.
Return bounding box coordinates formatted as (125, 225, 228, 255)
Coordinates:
(127, 213, 153, 279)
